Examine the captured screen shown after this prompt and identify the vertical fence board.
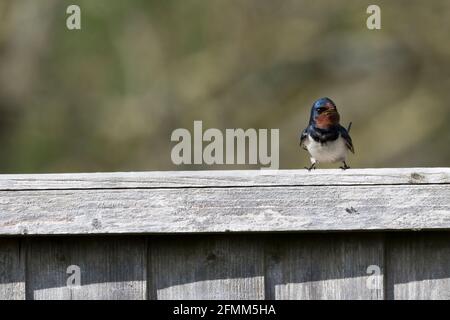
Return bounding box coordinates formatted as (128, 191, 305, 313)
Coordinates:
(265, 234, 384, 300)
(0, 239, 25, 300)
(386, 232, 450, 300)
(148, 235, 265, 300)
(26, 237, 147, 300)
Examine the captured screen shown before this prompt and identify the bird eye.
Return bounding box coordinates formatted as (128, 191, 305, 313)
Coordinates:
(317, 107, 326, 113)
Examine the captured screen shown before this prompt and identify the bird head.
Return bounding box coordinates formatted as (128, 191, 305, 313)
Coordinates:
(309, 97, 340, 129)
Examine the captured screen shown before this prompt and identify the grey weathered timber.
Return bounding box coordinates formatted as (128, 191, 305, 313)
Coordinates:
(0, 168, 449, 300)
(0, 185, 448, 235)
(265, 234, 384, 300)
(0, 239, 25, 300)
(26, 237, 147, 300)
(148, 235, 265, 300)
(386, 232, 450, 300)
(0, 168, 447, 190)
(0, 168, 449, 235)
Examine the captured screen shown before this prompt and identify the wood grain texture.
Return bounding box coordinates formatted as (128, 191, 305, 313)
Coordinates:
(26, 237, 147, 300)
(0, 184, 448, 235)
(265, 234, 384, 300)
(0, 168, 447, 190)
(148, 235, 265, 300)
(386, 232, 450, 300)
(0, 169, 449, 300)
(6, 232, 450, 300)
(0, 239, 25, 300)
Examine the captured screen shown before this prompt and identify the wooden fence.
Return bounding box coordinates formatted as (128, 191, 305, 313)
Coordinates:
(0, 168, 449, 300)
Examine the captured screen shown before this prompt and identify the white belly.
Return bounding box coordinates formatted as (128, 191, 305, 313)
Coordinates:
(305, 135, 348, 163)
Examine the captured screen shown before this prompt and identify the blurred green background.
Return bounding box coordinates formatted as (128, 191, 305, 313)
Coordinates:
(0, 0, 449, 173)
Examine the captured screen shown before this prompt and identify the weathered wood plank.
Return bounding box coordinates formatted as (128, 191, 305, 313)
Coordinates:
(0, 168, 447, 190)
(0, 239, 25, 300)
(0, 184, 448, 235)
(265, 234, 384, 300)
(148, 235, 264, 300)
(26, 237, 147, 300)
(386, 232, 450, 300)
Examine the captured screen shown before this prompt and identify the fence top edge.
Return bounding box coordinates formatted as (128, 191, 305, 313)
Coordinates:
(0, 167, 448, 190)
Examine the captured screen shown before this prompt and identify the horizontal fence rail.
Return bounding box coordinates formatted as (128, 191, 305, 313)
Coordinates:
(0, 168, 449, 300)
(0, 168, 448, 235)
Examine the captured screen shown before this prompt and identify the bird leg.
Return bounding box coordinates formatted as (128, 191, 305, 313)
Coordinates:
(305, 162, 316, 171)
(339, 161, 350, 170)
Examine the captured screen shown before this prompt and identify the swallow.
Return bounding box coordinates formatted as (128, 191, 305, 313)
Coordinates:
(299, 97, 354, 170)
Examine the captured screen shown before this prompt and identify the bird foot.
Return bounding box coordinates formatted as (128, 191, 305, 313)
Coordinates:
(304, 164, 316, 171)
(339, 163, 350, 170)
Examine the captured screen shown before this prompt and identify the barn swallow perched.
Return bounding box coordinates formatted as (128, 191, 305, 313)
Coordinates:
(299, 97, 354, 170)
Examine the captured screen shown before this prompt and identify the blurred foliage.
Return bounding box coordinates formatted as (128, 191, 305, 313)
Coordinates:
(0, 0, 449, 173)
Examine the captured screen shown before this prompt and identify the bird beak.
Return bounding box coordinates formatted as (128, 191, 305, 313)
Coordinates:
(324, 109, 338, 116)
(322, 107, 340, 124)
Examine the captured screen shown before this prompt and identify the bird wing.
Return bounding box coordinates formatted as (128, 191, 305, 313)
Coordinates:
(339, 125, 354, 154)
(299, 128, 308, 150)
